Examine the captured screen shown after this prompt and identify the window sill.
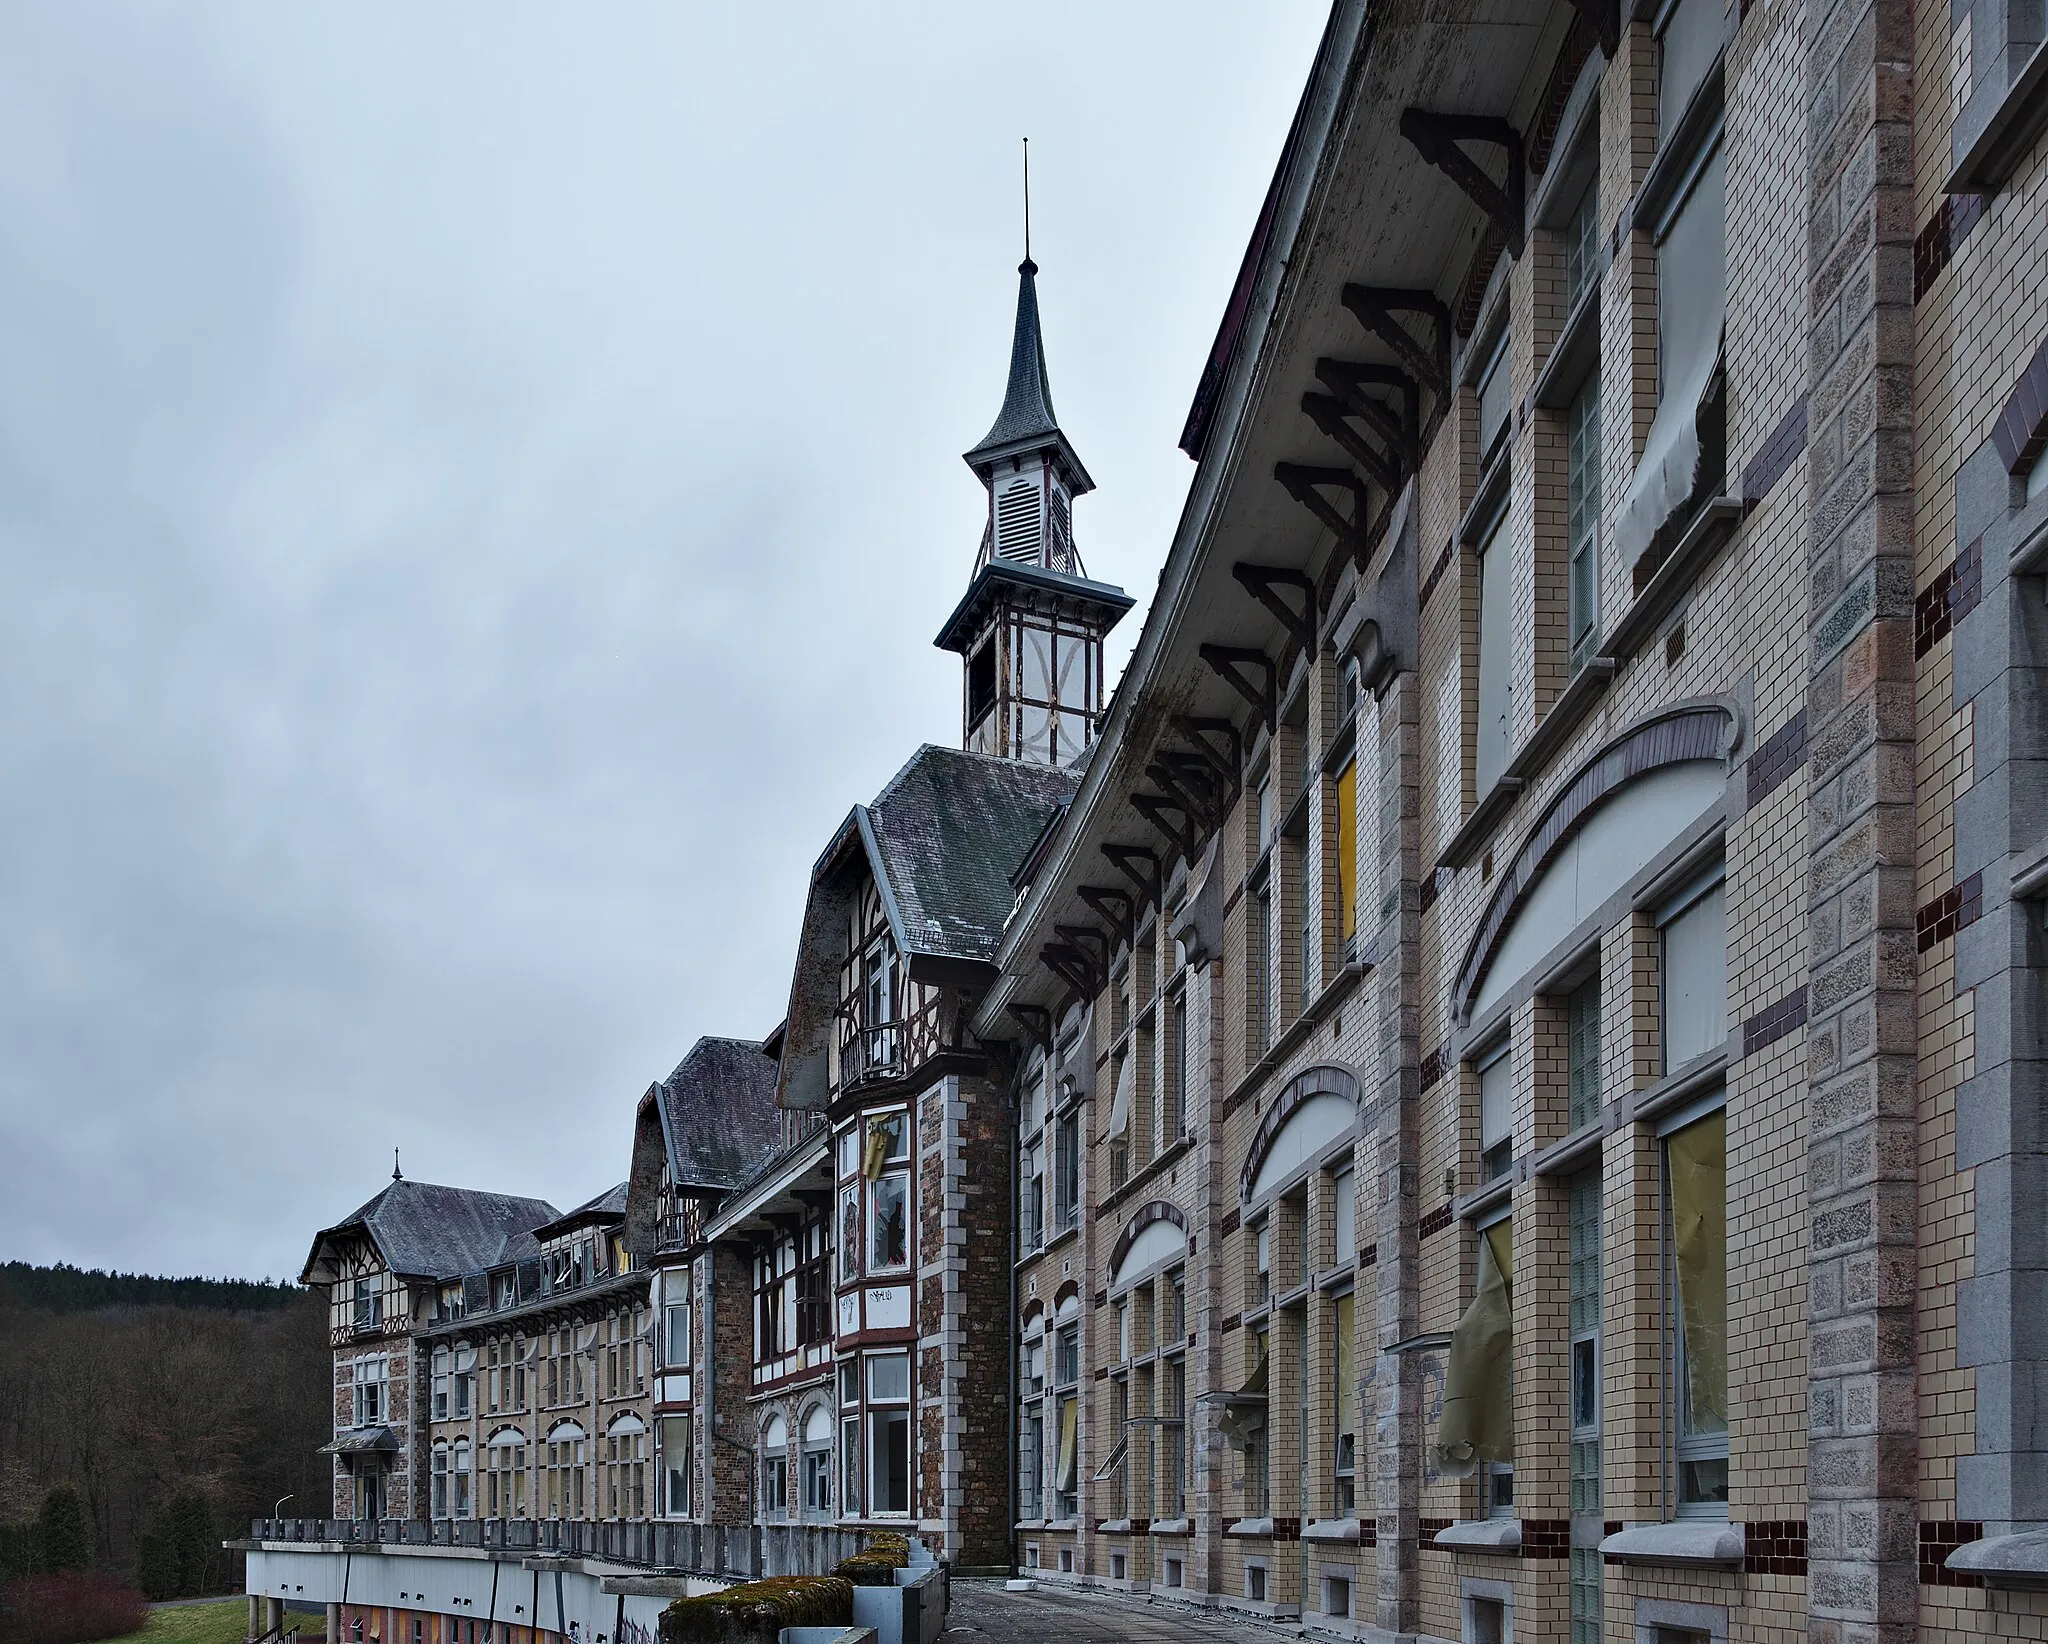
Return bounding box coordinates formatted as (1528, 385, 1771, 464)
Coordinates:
(1607, 498, 1741, 665)
(1226, 1517, 1276, 1538)
(1149, 1518, 1192, 1537)
(1947, 39, 2048, 194)
(1454, 1172, 1514, 1224)
(1626, 1044, 1730, 1130)
(1432, 1519, 1522, 1553)
(1437, 774, 1525, 872)
(1534, 268, 1605, 411)
(1946, 1529, 2048, 1588)
(1598, 1519, 1743, 1568)
(1532, 1114, 1607, 1179)
(1304, 1518, 1363, 1543)
(1631, 56, 1725, 236)
(1459, 443, 1513, 549)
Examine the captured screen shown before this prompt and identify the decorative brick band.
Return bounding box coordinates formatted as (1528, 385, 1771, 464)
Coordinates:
(1741, 394, 1809, 513)
(1359, 1520, 1378, 1547)
(1419, 1046, 1446, 1092)
(1917, 872, 1985, 953)
(1419, 864, 1448, 917)
(1418, 1203, 1453, 1241)
(1517, 1518, 1571, 1558)
(1742, 986, 1809, 1058)
(1912, 192, 1986, 303)
(1743, 1519, 1808, 1575)
(1220, 1311, 1242, 1336)
(1993, 329, 2048, 477)
(1359, 1243, 1378, 1268)
(1221, 1208, 1240, 1237)
(1746, 709, 1808, 807)
(1914, 535, 1984, 658)
(1418, 536, 1456, 612)
(1919, 1520, 1984, 1586)
(1419, 1517, 1454, 1540)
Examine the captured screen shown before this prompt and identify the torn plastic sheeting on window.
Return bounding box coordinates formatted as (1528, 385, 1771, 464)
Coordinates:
(1435, 1219, 1513, 1479)
(1614, 142, 1726, 571)
(1054, 1398, 1078, 1492)
(1103, 1052, 1134, 1141)
(1215, 1351, 1270, 1451)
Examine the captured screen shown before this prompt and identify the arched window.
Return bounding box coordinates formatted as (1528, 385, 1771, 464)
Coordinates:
(484, 1428, 527, 1520)
(760, 1413, 790, 1520)
(544, 1422, 587, 1520)
(799, 1405, 832, 1520)
(431, 1444, 450, 1520)
(604, 1414, 646, 1519)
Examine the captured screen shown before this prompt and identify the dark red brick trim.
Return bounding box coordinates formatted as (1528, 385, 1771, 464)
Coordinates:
(1359, 1243, 1378, 1268)
(1920, 1520, 1983, 1586)
(1993, 327, 2048, 477)
(1238, 1064, 1362, 1202)
(1914, 193, 1987, 304)
(1917, 872, 1985, 953)
(1743, 1519, 1807, 1575)
(1419, 1202, 1454, 1241)
(1220, 1311, 1242, 1335)
(1741, 986, 1808, 1058)
(1221, 1208, 1241, 1236)
(1915, 535, 1984, 658)
(1419, 1517, 1454, 1540)
(1420, 1046, 1447, 1092)
(1519, 1518, 1571, 1559)
(1106, 1201, 1188, 1281)
(1740, 394, 1808, 513)
(1419, 537, 1457, 612)
(1746, 709, 1808, 807)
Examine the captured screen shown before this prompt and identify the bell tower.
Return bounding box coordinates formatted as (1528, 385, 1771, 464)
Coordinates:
(933, 255, 1133, 766)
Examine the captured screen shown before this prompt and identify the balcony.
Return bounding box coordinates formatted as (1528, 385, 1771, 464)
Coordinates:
(834, 992, 940, 1093)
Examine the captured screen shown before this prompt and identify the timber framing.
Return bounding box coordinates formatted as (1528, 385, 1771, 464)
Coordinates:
(1396, 110, 1526, 257)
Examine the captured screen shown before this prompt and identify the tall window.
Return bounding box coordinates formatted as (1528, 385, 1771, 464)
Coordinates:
(352, 1357, 387, 1428)
(353, 1276, 381, 1332)
(1052, 1324, 1080, 1519)
(451, 1438, 471, 1519)
(432, 1445, 450, 1519)
(1333, 1289, 1357, 1517)
(865, 1111, 911, 1271)
(1020, 1136, 1045, 1253)
(759, 1416, 789, 1519)
(1568, 974, 1603, 1132)
(1053, 1106, 1081, 1233)
(432, 1347, 451, 1421)
(1569, 1170, 1603, 1643)
(1019, 1335, 1045, 1521)
(660, 1416, 691, 1518)
(1665, 1105, 1728, 1513)
(1476, 513, 1513, 793)
(1247, 1328, 1270, 1515)
(866, 1352, 912, 1516)
(452, 1345, 474, 1418)
(1660, 867, 1728, 1070)
(1160, 1354, 1186, 1520)
(1477, 1043, 1513, 1182)
(862, 938, 898, 1070)
(605, 1419, 647, 1519)
(665, 1296, 691, 1370)
(1567, 376, 1602, 672)
(1335, 758, 1358, 949)
(1163, 990, 1187, 1144)
(1476, 325, 1512, 467)
(795, 1219, 831, 1347)
(1251, 882, 1273, 1054)
(1564, 171, 1601, 314)
(801, 1406, 832, 1518)
(840, 1360, 862, 1518)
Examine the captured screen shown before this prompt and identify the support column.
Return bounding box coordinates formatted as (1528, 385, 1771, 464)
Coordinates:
(1800, 0, 1919, 1629)
(1371, 666, 1422, 1636)
(249, 1595, 263, 1642)
(327, 1603, 342, 1644)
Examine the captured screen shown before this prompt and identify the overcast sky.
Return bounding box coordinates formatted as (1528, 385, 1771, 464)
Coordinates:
(0, 3, 1327, 1283)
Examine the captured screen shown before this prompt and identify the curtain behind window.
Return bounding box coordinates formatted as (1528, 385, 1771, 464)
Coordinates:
(1668, 1109, 1727, 1436)
(1615, 145, 1726, 570)
(1437, 1221, 1513, 1475)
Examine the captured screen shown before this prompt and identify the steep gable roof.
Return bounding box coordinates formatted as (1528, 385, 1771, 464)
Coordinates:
(655, 1037, 782, 1191)
(301, 1178, 559, 1286)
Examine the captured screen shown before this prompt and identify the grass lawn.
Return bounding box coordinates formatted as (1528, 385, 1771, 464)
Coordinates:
(122, 1602, 267, 1644)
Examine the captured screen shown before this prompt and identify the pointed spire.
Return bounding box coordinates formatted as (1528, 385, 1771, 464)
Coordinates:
(966, 258, 1062, 461)
(392, 1147, 402, 1181)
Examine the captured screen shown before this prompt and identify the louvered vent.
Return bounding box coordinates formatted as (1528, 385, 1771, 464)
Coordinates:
(995, 478, 1042, 562)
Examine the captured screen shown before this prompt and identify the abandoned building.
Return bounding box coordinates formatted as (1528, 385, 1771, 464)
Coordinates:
(249, 0, 2048, 1638)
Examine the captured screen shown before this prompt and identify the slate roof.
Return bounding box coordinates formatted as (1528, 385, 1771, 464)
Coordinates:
(655, 1037, 781, 1191)
(862, 744, 1082, 966)
(302, 1178, 559, 1285)
(533, 1181, 630, 1241)
(965, 259, 1061, 462)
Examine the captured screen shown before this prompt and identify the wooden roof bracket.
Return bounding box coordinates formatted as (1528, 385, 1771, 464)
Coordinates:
(1273, 463, 1373, 560)
(1316, 358, 1422, 476)
(1006, 1002, 1054, 1049)
(1339, 286, 1452, 401)
(1040, 942, 1097, 1001)
(1076, 885, 1136, 940)
(1054, 924, 1112, 979)
(1300, 394, 1401, 494)
(1131, 793, 1201, 862)
(1231, 563, 1319, 653)
(1396, 111, 1526, 258)
(1147, 759, 1221, 832)
(1155, 748, 1229, 812)
(1099, 843, 1162, 908)
(1175, 715, 1243, 779)
(1199, 644, 1278, 730)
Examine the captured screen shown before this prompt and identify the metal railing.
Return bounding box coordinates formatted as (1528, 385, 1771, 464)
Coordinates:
(247, 1518, 878, 1580)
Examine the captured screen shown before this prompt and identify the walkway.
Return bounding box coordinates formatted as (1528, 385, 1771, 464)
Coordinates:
(943, 1579, 1316, 1644)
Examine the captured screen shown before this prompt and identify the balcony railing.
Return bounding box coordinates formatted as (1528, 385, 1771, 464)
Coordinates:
(247, 1518, 878, 1580)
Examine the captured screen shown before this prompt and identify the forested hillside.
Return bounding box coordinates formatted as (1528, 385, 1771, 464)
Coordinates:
(0, 1262, 330, 1589)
